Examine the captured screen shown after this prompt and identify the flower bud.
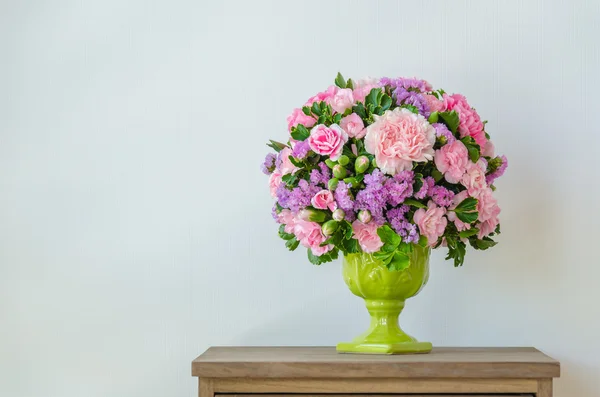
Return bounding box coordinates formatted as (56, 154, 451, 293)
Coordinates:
(321, 220, 339, 236)
(299, 209, 327, 223)
(338, 155, 350, 166)
(371, 158, 378, 168)
(325, 159, 337, 169)
(333, 164, 347, 179)
(332, 208, 346, 221)
(328, 178, 339, 191)
(428, 111, 439, 124)
(343, 177, 360, 188)
(355, 155, 370, 174)
(358, 210, 372, 224)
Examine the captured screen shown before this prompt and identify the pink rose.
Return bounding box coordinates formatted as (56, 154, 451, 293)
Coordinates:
(447, 191, 470, 232)
(352, 78, 380, 103)
(476, 188, 501, 238)
(434, 140, 470, 184)
(424, 94, 444, 113)
(294, 220, 333, 256)
(311, 189, 337, 211)
(352, 220, 383, 253)
(365, 108, 436, 175)
(308, 124, 349, 161)
(286, 108, 316, 131)
(305, 85, 337, 106)
(330, 88, 354, 114)
(276, 147, 298, 175)
(460, 160, 487, 198)
(413, 201, 447, 246)
(443, 94, 486, 148)
(482, 140, 495, 157)
(340, 113, 366, 139)
(269, 172, 282, 198)
(276, 209, 296, 234)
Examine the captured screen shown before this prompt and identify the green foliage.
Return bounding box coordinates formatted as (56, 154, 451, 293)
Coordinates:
(335, 72, 347, 89)
(428, 111, 439, 123)
(311, 102, 322, 116)
(346, 78, 354, 90)
(458, 228, 480, 238)
(266, 140, 287, 152)
(285, 237, 300, 251)
(278, 224, 295, 240)
(352, 102, 367, 119)
(289, 156, 304, 168)
(438, 110, 460, 133)
(418, 235, 428, 248)
(308, 248, 339, 265)
(432, 169, 443, 182)
(445, 236, 466, 267)
(400, 104, 419, 114)
(470, 236, 498, 250)
(281, 173, 298, 187)
(380, 95, 393, 111)
(373, 225, 411, 271)
(301, 106, 312, 116)
(453, 197, 479, 224)
(413, 173, 424, 193)
(461, 136, 481, 162)
(290, 125, 310, 141)
(403, 198, 426, 209)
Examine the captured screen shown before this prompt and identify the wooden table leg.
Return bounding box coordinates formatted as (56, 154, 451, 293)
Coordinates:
(537, 378, 552, 397)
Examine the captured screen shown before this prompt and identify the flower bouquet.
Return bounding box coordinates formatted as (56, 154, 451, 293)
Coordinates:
(262, 73, 507, 354)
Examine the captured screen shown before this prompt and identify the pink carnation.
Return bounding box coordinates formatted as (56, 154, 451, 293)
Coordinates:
(294, 220, 333, 256)
(330, 88, 354, 114)
(447, 191, 470, 232)
(311, 190, 337, 211)
(482, 140, 495, 157)
(277, 147, 299, 175)
(287, 108, 316, 131)
(424, 94, 444, 113)
(443, 94, 486, 148)
(476, 187, 501, 238)
(308, 124, 349, 161)
(305, 85, 337, 107)
(413, 201, 447, 246)
(352, 78, 380, 103)
(460, 159, 487, 198)
(340, 113, 366, 139)
(434, 140, 470, 184)
(364, 108, 436, 175)
(269, 172, 282, 198)
(352, 220, 383, 253)
(276, 209, 296, 234)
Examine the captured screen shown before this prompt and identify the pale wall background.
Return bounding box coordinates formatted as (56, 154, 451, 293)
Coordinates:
(1, 0, 599, 396)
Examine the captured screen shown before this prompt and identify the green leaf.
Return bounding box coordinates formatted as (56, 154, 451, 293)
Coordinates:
(432, 169, 443, 182)
(346, 78, 354, 90)
(428, 111, 439, 123)
(373, 250, 394, 266)
(317, 114, 327, 124)
(453, 197, 479, 224)
(380, 95, 393, 111)
(365, 88, 382, 108)
(470, 236, 498, 250)
(439, 111, 460, 133)
(289, 156, 304, 168)
(311, 102, 322, 116)
(459, 228, 480, 238)
(278, 224, 295, 240)
(341, 238, 361, 254)
(377, 225, 401, 253)
(387, 251, 410, 271)
(333, 113, 342, 124)
(400, 104, 419, 114)
(403, 198, 426, 209)
(302, 106, 312, 116)
(413, 174, 423, 193)
(308, 248, 339, 265)
(352, 103, 367, 119)
(342, 220, 353, 239)
(266, 140, 287, 152)
(281, 173, 297, 187)
(285, 237, 300, 251)
(461, 136, 481, 163)
(335, 72, 347, 89)
(290, 125, 310, 141)
(418, 235, 428, 247)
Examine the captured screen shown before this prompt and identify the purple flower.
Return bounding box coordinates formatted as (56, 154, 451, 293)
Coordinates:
(486, 155, 507, 185)
(380, 77, 432, 93)
(334, 182, 356, 221)
(354, 169, 388, 224)
(309, 162, 332, 187)
(429, 185, 455, 207)
(384, 171, 414, 206)
(261, 153, 276, 175)
(415, 176, 434, 199)
(394, 87, 430, 116)
(292, 140, 310, 159)
(276, 179, 321, 213)
(432, 123, 456, 144)
(387, 206, 419, 244)
(271, 204, 279, 221)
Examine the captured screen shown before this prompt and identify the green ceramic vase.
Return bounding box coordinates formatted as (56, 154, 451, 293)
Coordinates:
(336, 244, 432, 354)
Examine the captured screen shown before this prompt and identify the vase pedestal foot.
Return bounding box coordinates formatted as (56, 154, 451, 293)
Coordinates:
(336, 341, 432, 354)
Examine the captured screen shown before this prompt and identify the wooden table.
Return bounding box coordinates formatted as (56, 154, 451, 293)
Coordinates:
(192, 346, 560, 397)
